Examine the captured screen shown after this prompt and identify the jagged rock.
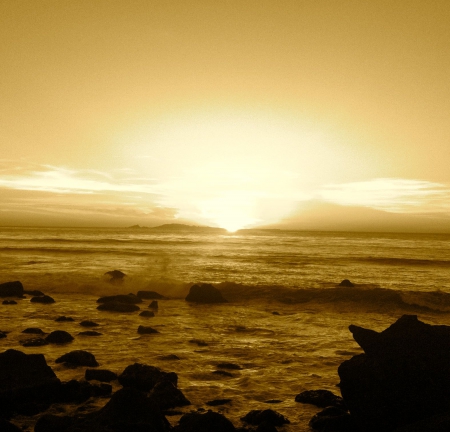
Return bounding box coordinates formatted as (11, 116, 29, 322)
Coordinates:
(20, 337, 49, 347)
(85, 369, 117, 382)
(137, 290, 165, 299)
(149, 300, 159, 309)
(241, 409, 290, 426)
(185, 283, 228, 303)
(140, 310, 155, 317)
(97, 301, 140, 312)
(0, 349, 61, 418)
(309, 406, 354, 431)
(22, 327, 45, 334)
(0, 281, 24, 298)
(79, 320, 99, 327)
(338, 315, 450, 432)
(137, 325, 159, 334)
(45, 330, 74, 344)
(97, 293, 141, 304)
(173, 410, 236, 432)
(118, 363, 177, 391)
(339, 279, 355, 287)
(31, 295, 55, 304)
(295, 389, 345, 408)
(55, 316, 74, 322)
(55, 350, 98, 367)
(149, 380, 191, 409)
(78, 331, 102, 336)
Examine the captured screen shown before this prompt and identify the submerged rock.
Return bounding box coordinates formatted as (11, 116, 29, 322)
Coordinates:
(55, 350, 99, 367)
(173, 410, 236, 432)
(78, 330, 102, 336)
(0, 281, 24, 298)
(139, 310, 155, 317)
(97, 293, 141, 304)
(97, 301, 140, 312)
(338, 314, 450, 432)
(22, 327, 45, 334)
(31, 295, 55, 304)
(79, 320, 99, 327)
(295, 389, 345, 408)
(45, 330, 74, 344)
(137, 325, 159, 334)
(55, 316, 74, 322)
(185, 283, 228, 303)
(20, 337, 49, 347)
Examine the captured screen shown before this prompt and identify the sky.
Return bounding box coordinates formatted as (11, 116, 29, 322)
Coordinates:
(1, 0, 450, 232)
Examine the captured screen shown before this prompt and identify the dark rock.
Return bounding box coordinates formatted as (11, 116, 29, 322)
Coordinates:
(339, 279, 354, 287)
(157, 354, 181, 361)
(140, 310, 155, 317)
(34, 414, 73, 432)
(149, 300, 159, 309)
(137, 290, 165, 299)
(45, 330, 74, 344)
(241, 409, 290, 426)
(185, 283, 228, 303)
(173, 410, 236, 432)
(73, 387, 171, 432)
(256, 421, 278, 432)
(20, 337, 49, 347)
(55, 316, 74, 322)
(22, 327, 45, 334)
(338, 314, 450, 432)
(0, 418, 23, 432)
(55, 350, 99, 367)
(206, 398, 232, 406)
(295, 389, 345, 408)
(97, 293, 141, 304)
(85, 368, 117, 382)
(272, 311, 280, 315)
(57, 379, 94, 403)
(217, 362, 242, 370)
(138, 325, 159, 334)
(118, 363, 177, 391)
(0, 349, 61, 418)
(79, 320, 99, 327)
(0, 331, 7, 339)
(78, 330, 102, 336)
(24, 289, 45, 296)
(97, 301, 140, 312)
(0, 281, 24, 298)
(213, 370, 233, 377)
(2, 300, 17, 305)
(149, 380, 191, 409)
(265, 399, 283, 404)
(31, 295, 55, 304)
(90, 382, 112, 397)
(104, 269, 126, 280)
(309, 406, 354, 431)
(189, 338, 208, 346)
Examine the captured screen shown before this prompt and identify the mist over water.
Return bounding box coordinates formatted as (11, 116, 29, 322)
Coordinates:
(1, 227, 450, 431)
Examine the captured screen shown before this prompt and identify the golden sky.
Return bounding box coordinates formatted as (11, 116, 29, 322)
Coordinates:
(1, 1, 450, 231)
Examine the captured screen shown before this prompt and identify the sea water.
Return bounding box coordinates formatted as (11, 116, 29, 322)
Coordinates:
(1, 227, 450, 431)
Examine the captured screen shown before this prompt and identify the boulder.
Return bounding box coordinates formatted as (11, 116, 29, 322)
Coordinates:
(97, 301, 140, 312)
(0, 281, 24, 298)
(339, 279, 355, 287)
(31, 295, 55, 304)
(55, 350, 99, 367)
(241, 409, 290, 426)
(78, 330, 102, 336)
(85, 368, 117, 382)
(338, 314, 450, 432)
(149, 380, 191, 409)
(79, 320, 99, 327)
(295, 389, 345, 408)
(185, 283, 228, 303)
(118, 363, 177, 391)
(45, 330, 74, 344)
(138, 325, 159, 334)
(137, 290, 165, 299)
(22, 327, 45, 334)
(140, 310, 155, 317)
(173, 410, 236, 432)
(0, 349, 61, 418)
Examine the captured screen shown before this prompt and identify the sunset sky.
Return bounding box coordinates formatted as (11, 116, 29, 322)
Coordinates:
(1, 1, 449, 232)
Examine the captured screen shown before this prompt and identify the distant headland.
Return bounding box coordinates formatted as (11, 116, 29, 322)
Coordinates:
(128, 223, 228, 233)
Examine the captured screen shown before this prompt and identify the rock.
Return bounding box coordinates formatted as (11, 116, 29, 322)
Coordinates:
(31, 295, 55, 304)
(241, 409, 290, 426)
(55, 350, 99, 367)
(217, 362, 242, 370)
(118, 363, 177, 391)
(22, 327, 45, 334)
(85, 369, 117, 382)
(272, 311, 280, 315)
(34, 414, 73, 432)
(309, 406, 354, 431)
(137, 290, 165, 299)
(55, 316, 74, 322)
(339, 279, 354, 287)
(57, 379, 95, 403)
(0, 281, 24, 298)
(173, 410, 236, 432)
(78, 331, 102, 336)
(265, 400, 283, 404)
(149, 380, 191, 409)
(157, 354, 181, 361)
(0, 349, 61, 418)
(295, 389, 346, 408)
(45, 330, 74, 344)
(185, 283, 228, 303)
(338, 314, 450, 432)
(97, 301, 140, 312)
(0, 419, 23, 432)
(206, 398, 232, 406)
(140, 310, 155, 317)
(2, 300, 17, 305)
(24, 289, 45, 296)
(20, 337, 49, 347)
(79, 320, 99, 327)
(104, 269, 127, 281)
(0, 331, 7, 338)
(189, 338, 208, 346)
(149, 300, 159, 309)
(97, 293, 141, 304)
(256, 421, 278, 432)
(137, 325, 159, 334)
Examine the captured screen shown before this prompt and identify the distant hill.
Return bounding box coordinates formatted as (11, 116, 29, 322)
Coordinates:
(128, 223, 227, 233)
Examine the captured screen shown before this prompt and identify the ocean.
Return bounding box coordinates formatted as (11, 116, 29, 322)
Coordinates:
(1, 226, 450, 431)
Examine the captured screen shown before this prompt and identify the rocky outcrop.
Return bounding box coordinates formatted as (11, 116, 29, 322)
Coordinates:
(55, 350, 99, 367)
(173, 410, 236, 432)
(137, 290, 165, 299)
(185, 283, 228, 303)
(0, 281, 24, 298)
(338, 314, 450, 432)
(295, 389, 345, 408)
